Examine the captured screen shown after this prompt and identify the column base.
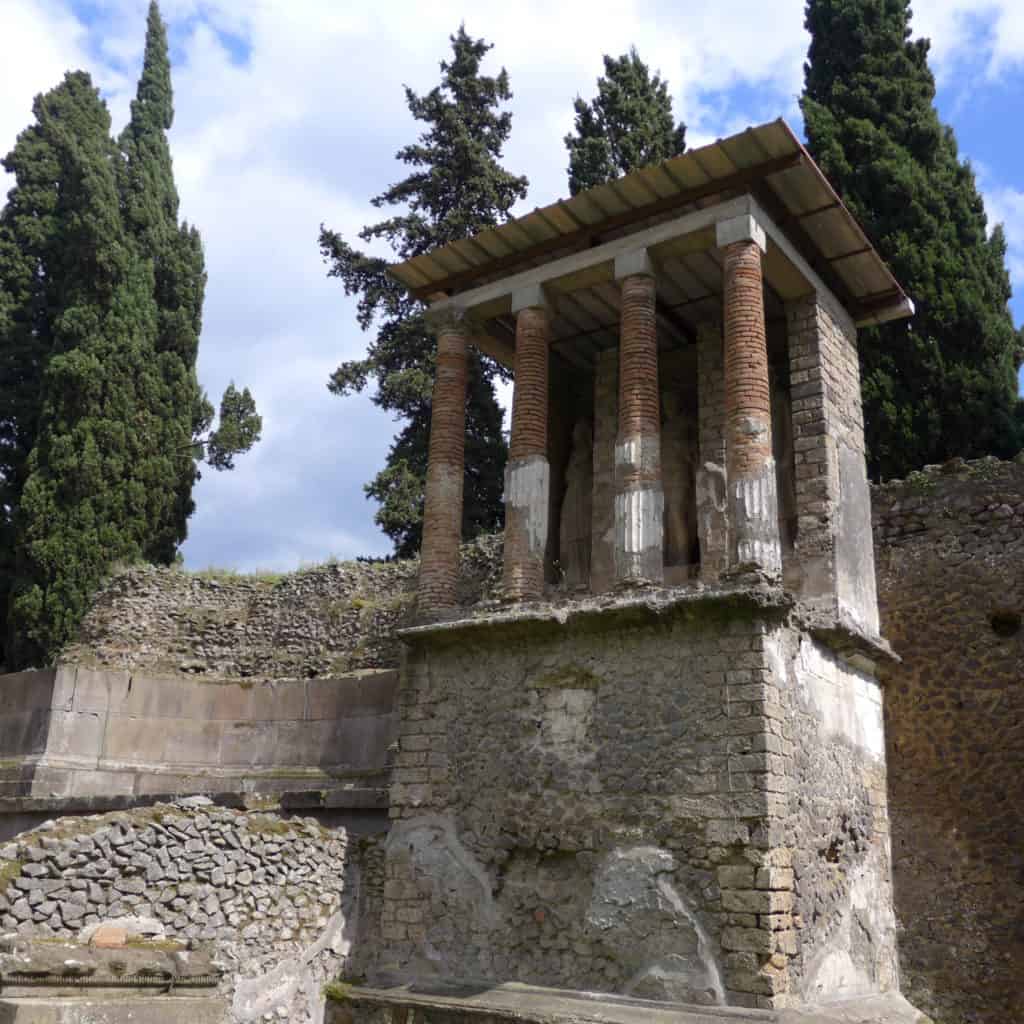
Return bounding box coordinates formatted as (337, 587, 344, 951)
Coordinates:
(731, 458, 782, 577)
(502, 454, 550, 601)
(614, 485, 665, 585)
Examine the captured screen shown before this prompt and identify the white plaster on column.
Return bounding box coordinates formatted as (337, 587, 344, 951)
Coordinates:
(615, 435, 660, 475)
(505, 455, 550, 556)
(615, 488, 665, 557)
(732, 459, 782, 575)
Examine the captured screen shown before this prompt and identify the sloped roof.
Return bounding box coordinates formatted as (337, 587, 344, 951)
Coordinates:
(388, 119, 911, 327)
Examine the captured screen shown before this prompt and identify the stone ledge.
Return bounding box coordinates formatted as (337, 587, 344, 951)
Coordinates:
(329, 983, 931, 1024)
(400, 575, 793, 642)
(0, 995, 227, 1023)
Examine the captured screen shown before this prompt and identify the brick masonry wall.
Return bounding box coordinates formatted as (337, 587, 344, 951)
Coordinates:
(873, 456, 1024, 1024)
(786, 295, 878, 635)
(0, 802, 368, 1022)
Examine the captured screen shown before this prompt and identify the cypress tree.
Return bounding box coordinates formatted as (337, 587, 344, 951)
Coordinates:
(0, 3, 261, 667)
(565, 48, 686, 195)
(118, 1, 260, 562)
(802, 0, 1024, 478)
(4, 72, 167, 666)
(0, 103, 61, 635)
(319, 26, 527, 557)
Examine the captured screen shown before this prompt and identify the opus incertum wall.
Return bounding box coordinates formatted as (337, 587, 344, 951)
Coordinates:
(873, 457, 1024, 1024)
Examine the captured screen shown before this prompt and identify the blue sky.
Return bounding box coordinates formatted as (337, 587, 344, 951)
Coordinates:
(2, 0, 1023, 571)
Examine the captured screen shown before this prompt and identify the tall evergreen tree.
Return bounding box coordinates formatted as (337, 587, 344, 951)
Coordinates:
(802, 0, 1023, 478)
(118, 1, 260, 562)
(0, 3, 261, 667)
(565, 48, 686, 195)
(3, 72, 168, 666)
(319, 26, 527, 557)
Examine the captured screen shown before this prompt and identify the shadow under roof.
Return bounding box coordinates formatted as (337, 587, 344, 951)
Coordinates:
(388, 119, 911, 329)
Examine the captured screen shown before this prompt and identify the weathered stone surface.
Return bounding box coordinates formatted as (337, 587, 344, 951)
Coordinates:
(59, 537, 503, 680)
(873, 456, 1024, 1024)
(0, 802, 382, 1024)
(381, 594, 897, 1010)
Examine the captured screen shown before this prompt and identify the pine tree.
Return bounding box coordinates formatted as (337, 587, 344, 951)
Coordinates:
(565, 48, 686, 195)
(3, 72, 168, 666)
(802, 0, 1024, 478)
(118, 1, 260, 562)
(319, 26, 527, 557)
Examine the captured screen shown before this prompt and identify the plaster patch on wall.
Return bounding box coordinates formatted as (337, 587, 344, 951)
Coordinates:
(386, 814, 496, 969)
(800, 860, 898, 1003)
(586, 846, 725, 1006)
(796, 637, 884, 759)
(521, 685, 596, 765)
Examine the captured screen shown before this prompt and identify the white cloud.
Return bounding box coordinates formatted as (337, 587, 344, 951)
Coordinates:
(913, 1, 1024, 78)
(983, 184, 1024, 297)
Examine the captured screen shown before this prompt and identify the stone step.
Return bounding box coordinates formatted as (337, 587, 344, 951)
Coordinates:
(0, 995, 227, 1023)
(328, 983, 931, 1024)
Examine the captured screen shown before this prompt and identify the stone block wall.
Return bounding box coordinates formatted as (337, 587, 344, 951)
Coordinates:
(0, 664, 397, 801)
(0, 802, 372, 1022)
(872, 457, 1024, 1024)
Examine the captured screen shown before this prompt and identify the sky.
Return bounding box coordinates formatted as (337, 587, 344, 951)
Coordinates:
(2, 0, 1023, 572)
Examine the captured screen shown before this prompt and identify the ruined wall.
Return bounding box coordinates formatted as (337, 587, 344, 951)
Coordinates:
(381, 595, 896, 1011)
(873, 457, 1024, 1024)
(0, 664, 397, 801)
(0, 801, 372, 1023)
(57, 538, 502, 681)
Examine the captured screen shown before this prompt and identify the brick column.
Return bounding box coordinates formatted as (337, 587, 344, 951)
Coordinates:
(418, 314, 468, 613)
(717, 215, 781, 575)
(502, 288, 550, 601)
(614, 251, 664, 585)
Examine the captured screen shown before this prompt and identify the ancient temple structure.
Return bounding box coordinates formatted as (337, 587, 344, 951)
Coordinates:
(347, 121, 926, 1023)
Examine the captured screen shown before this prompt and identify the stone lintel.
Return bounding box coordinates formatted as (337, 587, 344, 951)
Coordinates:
(613, 248, 655, 282)
(716, 213, 767, 253)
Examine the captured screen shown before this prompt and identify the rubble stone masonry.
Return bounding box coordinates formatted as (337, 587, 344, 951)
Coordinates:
(873, 457, 1024, 1024)
(0, 802, 381, 1023)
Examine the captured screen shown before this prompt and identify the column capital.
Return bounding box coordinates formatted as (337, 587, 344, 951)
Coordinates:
(424, 303, 474, 334)
(510, 283, 552, 314)
(614, 248, 655, 282)
(716, 213, 767, 254)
